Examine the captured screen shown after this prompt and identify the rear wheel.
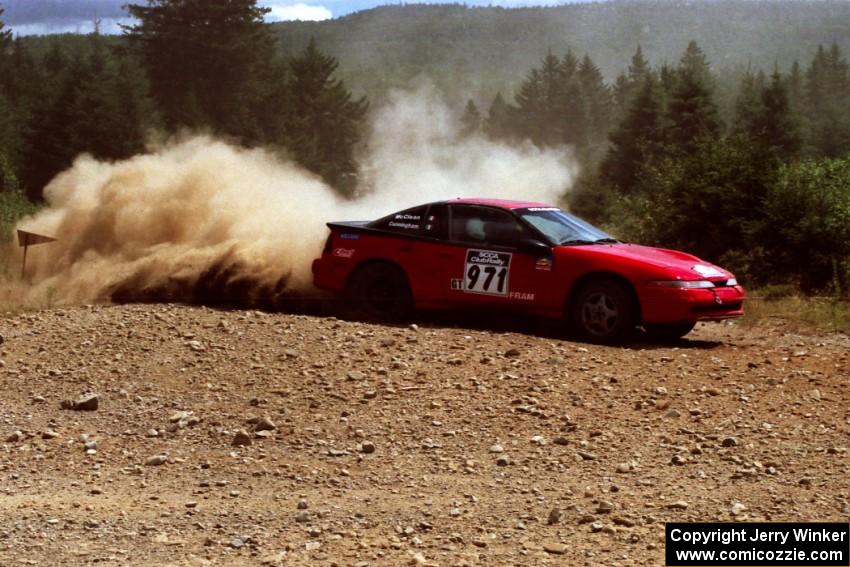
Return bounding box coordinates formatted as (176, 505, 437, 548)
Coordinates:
(644, 322, 696, 342)
(346, 263, 413, 322)
(571, 278, 637, 344)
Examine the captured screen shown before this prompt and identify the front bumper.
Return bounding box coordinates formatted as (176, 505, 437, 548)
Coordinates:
(639, 284, 746, 324)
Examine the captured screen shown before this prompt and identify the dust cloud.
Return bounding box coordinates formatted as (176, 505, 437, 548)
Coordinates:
(6, 85, 577, 308)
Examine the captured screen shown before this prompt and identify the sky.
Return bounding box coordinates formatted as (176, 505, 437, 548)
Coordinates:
(1, 0, 578, 35)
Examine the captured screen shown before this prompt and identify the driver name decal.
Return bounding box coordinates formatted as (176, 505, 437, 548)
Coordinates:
(463, 249, 511, 295)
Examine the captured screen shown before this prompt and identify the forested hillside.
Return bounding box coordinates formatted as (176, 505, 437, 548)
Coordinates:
(271, 1, 850, 102)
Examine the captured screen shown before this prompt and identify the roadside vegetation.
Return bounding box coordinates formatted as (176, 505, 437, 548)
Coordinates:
(0, 187, 35, 276)
(742, 291, 850, 334)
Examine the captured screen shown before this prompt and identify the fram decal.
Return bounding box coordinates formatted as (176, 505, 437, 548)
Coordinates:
(340, 233, 360, 240)
(333, 248, 355, 259)
(508, 291, 535, 301)
(535, 258, 552, 271)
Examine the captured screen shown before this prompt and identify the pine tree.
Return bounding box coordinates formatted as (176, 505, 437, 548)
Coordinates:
(22, 32, 158, 199)
(612, 73, 630, 117)
(628, 45, 650, 84)
(511, 49, 594, 150)
(577, 53, 613, 153)
(667, 41, 721, 155)
(613, 46, 651, 121)
(658, 63, 677, 97)
(731, 70, 766, 138)
(22, 51, 83, 198)
(287, 38, 368, 194)
(513, 52, 566, 146)
(0, 93, 19, 193)
(484, 92, 512, 141)
(460, 99, 481, 137)
(111, 52, 160, 157)
(805, 43, 850, 157)
(602, 73, 666, 193)
(786, 60, 804, 114)
(0, 20, 19, 185)
(124, 0, 276, 142)
(67, 33, 124, 160)
(0, 4, 11, 52)
(1, 39, 43, 196)
(754, 71, 802, 161)
(513, 67, 545, 143)
(557, 51, 588, 148)
(562, 50, 579, 79)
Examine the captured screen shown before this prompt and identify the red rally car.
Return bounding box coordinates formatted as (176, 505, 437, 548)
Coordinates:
(311, 198, 745, 342)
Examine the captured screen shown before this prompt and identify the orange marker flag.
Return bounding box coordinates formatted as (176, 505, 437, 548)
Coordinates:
(17, 230, 56, 247)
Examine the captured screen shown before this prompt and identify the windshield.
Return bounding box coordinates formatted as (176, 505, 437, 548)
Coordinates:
(518, 207, 616, 245)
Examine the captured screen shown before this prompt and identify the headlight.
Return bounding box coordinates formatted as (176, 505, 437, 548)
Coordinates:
(726, 278, 738, 286)
(647, 280, 715, 289)
(692, 264, 725, 277)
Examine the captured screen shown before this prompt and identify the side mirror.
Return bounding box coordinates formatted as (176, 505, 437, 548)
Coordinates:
(517, 238, 551, 257)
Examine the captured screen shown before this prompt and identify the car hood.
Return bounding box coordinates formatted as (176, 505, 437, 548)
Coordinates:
(554, 243, 733, 280)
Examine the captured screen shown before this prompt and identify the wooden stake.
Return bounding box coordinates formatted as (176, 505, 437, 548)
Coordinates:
(21, 244, 28, 280)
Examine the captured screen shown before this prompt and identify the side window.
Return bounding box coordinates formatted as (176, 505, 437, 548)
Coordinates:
(371, 205, 428, 234)
(450, 206, 527, 248)
(423, 204, 448, 240)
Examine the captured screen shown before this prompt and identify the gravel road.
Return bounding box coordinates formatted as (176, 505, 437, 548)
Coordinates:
(1, 305, 848, 566)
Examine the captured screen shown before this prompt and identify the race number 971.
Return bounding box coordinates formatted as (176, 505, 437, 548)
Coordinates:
(464, 249, 511, 295)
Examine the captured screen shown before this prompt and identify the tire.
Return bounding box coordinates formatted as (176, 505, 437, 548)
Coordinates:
(571, 278, 637, 344)
(644, 322, 696, 342)
(346, 263, 413, 322)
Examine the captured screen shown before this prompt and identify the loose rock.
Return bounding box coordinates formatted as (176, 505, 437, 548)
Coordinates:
(232, 430, 252, 447)
(60, 394, 99, 411)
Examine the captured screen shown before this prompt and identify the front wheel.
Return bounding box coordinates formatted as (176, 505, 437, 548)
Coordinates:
(571, 279, 637, 344)
(346, 263, 413, 322)
(644, 322, 696, 342)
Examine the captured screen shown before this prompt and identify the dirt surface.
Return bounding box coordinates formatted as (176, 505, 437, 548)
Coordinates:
(1, 304, 849, 566)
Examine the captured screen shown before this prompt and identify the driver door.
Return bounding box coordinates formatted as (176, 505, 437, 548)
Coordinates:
(444, 205, 556, 312)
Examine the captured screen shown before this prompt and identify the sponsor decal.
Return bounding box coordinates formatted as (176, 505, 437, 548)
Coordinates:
(388, 221, 420, 230)
(525, 207, 560, 212)
(508, 291, 535, 301)
(535, 257, 552, 271)
(340, 233, 360, 240)
(450, 278, 463, 290)
(467, 250, 509, 267)
(425, 215, 438, 232)
(464, 249, 511, 295)
(333, 248, 355, 259)
(394, 213, 421, 221)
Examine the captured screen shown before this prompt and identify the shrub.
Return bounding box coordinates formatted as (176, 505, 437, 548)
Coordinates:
(760, 157, 850, 293)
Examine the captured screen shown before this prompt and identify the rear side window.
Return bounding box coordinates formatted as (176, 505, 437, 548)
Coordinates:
(450, 205, 528, 248)
(423, 204, 448, 240)
(371, 205, 428, 234)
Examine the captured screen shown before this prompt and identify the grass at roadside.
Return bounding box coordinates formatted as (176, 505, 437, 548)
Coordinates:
(1, 190, 38, 278)
(742, 291, 850, 333)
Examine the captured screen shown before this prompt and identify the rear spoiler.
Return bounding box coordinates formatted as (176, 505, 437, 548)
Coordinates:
(327, 221, 370, 230)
